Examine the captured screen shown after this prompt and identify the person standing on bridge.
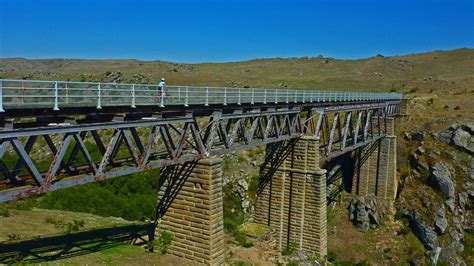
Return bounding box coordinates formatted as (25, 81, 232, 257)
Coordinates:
(158, 78, 166, 107)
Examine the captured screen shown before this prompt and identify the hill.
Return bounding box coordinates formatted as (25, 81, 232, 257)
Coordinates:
(1, 48, 473, 92)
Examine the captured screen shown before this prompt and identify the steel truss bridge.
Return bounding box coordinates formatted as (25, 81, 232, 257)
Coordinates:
(0, 79, 402, 202)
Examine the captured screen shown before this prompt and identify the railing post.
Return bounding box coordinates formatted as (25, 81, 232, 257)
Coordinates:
(97, 83, 102, 109)
(294, 90, 297, 103)
(184, 86, 189, 107)
(310, 91, 313, 103)
(205, 87, 209, 106)
(251, 88, 254, 104)
(263, 89, 267, 104)
(160, 86, 165, 107)
(65, 83, 69, 104)
(286, 90, 289, 104)
(0, 80, 4, 112)
(303, 91, 306, 103)
(53, 81, 60, 111)
(224, 87, 227, 105)
(131, 84, 136, 108)
(238, 88, 241, 105)
(274, 89, 278, 104)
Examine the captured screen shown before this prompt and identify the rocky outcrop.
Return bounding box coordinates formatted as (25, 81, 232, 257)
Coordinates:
(434, 122, 474, 155)
(430, 162, 455, 199)
(409, 212, 438, 250)
(453, 128, 473, 154)
(348, 197, 386, 232)
(434, 206, 448, 234)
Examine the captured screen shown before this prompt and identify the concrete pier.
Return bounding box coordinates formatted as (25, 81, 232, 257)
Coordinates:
(256, 137, 328, 256)
(352, 118, 397, 202)
(158, 158, 225, 265)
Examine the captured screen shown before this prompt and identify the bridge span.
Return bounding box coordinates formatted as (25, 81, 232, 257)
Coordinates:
(0, 79, 402, 264)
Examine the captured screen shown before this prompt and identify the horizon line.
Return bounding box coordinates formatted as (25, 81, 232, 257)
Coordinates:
(0, 47, 472, 65)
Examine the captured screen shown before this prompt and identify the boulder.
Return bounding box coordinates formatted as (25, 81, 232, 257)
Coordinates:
(434, 206, 448, 234)
(445, 198, 455, 212)
(458, 192, 469, 210)
(349, 197, 385, 232)
(410, 212, 439, 250)
(452, 128, 474, 154)
(416, 146, 426, 154)
(349, 197, 369, 232)
(238, 178, 249, 191)
(461, 122, 474, 135)
(430, 162, 455, 199)
(434, 130, 453, 144)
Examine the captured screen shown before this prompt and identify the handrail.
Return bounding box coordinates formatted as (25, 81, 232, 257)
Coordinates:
(0, 79, 403, 111)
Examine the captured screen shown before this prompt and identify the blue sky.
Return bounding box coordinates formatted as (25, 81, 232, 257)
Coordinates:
(0, 0, 473, 63)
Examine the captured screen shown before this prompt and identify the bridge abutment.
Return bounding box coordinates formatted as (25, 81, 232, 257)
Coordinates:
(157, 157, 225, 265)
(352, 118, 397, 202)
(256, 136, 327, 256)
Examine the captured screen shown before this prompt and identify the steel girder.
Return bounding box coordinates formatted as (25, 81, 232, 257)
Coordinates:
(0, 102, 400, 202)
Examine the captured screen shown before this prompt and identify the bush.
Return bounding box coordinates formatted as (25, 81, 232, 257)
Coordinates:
(44, 217, 65, 228)
(147, 231, 174, 254)
(7, 233, 21, 241)
(281, 241, 298, 256)
(0, 206, 11, 217)
(65, 219, 85, 234)
(327, 250, 338, 262)
(38, 170, 159, 221)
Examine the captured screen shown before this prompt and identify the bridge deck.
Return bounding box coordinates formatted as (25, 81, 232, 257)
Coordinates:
(0, 79, 402, 114)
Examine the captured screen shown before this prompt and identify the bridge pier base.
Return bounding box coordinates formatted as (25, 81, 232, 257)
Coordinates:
(256, 136, 327, 257)
(352, 117, 397, 203)
(157, 157, 225, 265)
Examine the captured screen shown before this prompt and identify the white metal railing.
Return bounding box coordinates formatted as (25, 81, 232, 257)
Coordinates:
(0, 79, 403, 111)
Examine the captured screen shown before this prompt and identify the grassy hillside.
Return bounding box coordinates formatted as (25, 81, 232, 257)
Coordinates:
(1, 48, 473, 92)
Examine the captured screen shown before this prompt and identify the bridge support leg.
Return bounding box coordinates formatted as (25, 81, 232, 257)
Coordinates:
(256, 136, 327, 257)
(352, 118, 397, 202)
(157, 157, 225, 265)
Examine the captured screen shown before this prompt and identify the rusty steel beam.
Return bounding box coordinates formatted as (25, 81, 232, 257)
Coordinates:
(0, 102, 400, 202)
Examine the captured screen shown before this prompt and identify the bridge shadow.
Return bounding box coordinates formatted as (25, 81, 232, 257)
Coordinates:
(325, 153, 354, 204)
(257, 139, 297, 196)
(0, 223, 153, 264)
(325, 140, 380, 205)
(156, 161, 197, 221)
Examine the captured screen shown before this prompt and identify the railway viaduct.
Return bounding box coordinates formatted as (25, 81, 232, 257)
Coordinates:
(0, 79, 403, 265)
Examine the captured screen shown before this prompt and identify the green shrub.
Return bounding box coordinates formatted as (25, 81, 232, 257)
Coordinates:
(281, 241, 298, 256)
(38, 169, 159, 221)
(64, 219, 85, 234)
(327, 250, 338, 262)
(147, 231, 174, 255)
(44, 217, 65, 228)
(7, 233, 21, 241)
(0, 206, 11, 217)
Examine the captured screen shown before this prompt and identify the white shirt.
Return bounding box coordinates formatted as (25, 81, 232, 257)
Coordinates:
(158, 81, 166, 90)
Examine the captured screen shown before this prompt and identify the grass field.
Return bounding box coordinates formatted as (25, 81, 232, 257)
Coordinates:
(1, 48, 473, 92)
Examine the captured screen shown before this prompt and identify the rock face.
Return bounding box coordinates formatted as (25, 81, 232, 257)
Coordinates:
(348, 197, 385, 232)
(434, 122, 474, 155)
(452, 129, 473, 154)
(430, 162, 455, 199)
(409, 212, 439, 250)
(434, 206, 448, 234)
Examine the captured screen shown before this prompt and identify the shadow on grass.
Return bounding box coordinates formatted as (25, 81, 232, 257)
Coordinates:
(0, 223, 154, 264)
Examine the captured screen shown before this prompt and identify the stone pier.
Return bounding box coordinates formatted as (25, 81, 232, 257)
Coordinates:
(255, 136, 327, 256)
(352, 118, 397, 202)
(158, 157, 225, 265)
